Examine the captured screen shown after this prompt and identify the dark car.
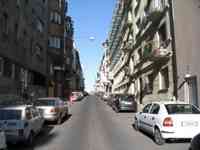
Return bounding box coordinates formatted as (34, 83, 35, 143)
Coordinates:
(112, 94, 137, 113)
(107, 94, 115, 107)
(190, 133, 200, 150)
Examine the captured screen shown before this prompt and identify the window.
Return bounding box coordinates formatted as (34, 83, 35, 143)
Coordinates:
(0, 57, 4, 75)
(2, 13, 8, 35)
(0, 110, 22, 120)
(14, 23, 19, 41)
(159, 67, 169, 90)
(35, 45, 42, 56)
(16, 0, 21, 7)
(36, 19, 44, 32)
(144, 74, 154, 94)
(50, 12, 61, 24)
(14, 65, 20, 81)
(48, 36, 61, 49)
(142, 104, 152, 113)
(25, 0, 29, 5)
(165, 104, 200, 114)
(3, 59, 12, 78)
(11, 64, 15, 79)
(59, 0, 62, 9)
(150, 104, 160, 114)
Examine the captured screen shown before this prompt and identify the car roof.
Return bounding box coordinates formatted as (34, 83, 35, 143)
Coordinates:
(149, 101, 188, 105)
(37, 97, 61, 100)
(0, 105, 32, 110)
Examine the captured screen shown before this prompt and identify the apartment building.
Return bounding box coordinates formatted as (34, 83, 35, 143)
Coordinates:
(47, 0, 65, 97)
(0, 0, 48, 99)
(106, 0, 176, 111)
(63, 15, 74, 98)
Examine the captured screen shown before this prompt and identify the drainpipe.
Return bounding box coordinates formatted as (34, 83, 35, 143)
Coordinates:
(168, 0, 178, 100)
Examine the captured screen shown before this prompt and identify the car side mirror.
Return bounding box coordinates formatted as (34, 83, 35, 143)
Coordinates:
(139, 112, 142, 114)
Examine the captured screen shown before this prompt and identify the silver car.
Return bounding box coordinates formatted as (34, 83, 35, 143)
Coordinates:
(35, 97, 68, 124)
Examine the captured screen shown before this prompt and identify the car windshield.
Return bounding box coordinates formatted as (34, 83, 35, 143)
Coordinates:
(0, 109, 22, 120)
(119, 95, 133, 102)
(165, 104, 200, 114)
(35, 100, 56, 106)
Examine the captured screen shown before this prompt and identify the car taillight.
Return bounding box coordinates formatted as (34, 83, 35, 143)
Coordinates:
(50, 108, 58, 113)
(18, 129, 24, 136)
(163, 117, 173, 127)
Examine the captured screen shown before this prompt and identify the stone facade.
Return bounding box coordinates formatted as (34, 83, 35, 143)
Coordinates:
(0, 0, 48, 98)
(105, 0, 176, 111)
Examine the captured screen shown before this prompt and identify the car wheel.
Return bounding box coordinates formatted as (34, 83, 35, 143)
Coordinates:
(57, 116, 62, 125)
(27, 132, 34, 146)
(134, 119, 139, 131)
(154, 128, 165, 145)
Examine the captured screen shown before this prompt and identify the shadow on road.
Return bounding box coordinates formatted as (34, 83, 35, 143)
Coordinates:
(131, 124, 191, 145)
(62, 114, 72, 124)
(8, 125, 55, 150)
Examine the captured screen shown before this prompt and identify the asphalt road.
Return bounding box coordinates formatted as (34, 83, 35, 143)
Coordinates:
(8, 95, 190, 150)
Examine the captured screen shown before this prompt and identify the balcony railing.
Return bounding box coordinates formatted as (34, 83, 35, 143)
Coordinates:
(143, 39, 172, 61)
(150, 47, 172, 60)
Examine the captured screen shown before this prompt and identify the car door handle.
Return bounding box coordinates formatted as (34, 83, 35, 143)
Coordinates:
(152, 117, 155, 120)
(144, 116, 146, 118)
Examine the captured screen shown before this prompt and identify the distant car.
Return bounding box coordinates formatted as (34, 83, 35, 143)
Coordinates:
(134, 101, 200, 145)
(0, 105, 44, 145)
(102, 93, 110, 101)
(34, 97, 68, 124)
(189, 133, 200, 150)
(70, 92, 83, 102)
(112, 94, 136, 112)
(0, 129, 6, 150)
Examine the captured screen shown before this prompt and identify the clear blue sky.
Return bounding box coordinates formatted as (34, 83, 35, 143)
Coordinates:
(68, 0, 116, 92)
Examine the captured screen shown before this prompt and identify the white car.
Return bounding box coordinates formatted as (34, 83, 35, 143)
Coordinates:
(0, 129, 6, 150)
(0, 105, 44, 145)
(134, 101, 200, 145)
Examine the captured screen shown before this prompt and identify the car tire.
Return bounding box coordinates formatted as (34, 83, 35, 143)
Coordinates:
(26, 131, 34, 146)
(115, 107, 119, 113)
(57, 115, 62, 125)
(134, 119, 139, 131)
(154, 128, 165, 145)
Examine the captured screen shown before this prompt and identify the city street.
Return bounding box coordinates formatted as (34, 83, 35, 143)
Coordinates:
(8, 95, 190, 150)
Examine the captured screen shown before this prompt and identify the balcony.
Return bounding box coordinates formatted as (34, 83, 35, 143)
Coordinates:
(147, 0, 167, 21)
(150, 48, 172, 61)
(121, 40, 133, 52)
(143, 40, 172, 61)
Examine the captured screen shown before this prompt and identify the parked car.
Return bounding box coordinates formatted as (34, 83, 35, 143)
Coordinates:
(34, 97, 68, 124)
(0, 129, 6, 150)
(107, 94, 115, 107)
(134, 101, 200, 145)
(112, 94, 136, 112)
(70, 92, 83, 102)
(189, 133, 200, 150)
(102, 93, 111, 102)
(0, 105, 44, 145)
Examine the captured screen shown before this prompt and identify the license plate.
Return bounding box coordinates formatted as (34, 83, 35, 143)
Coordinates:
(181, 121, 198, 127)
